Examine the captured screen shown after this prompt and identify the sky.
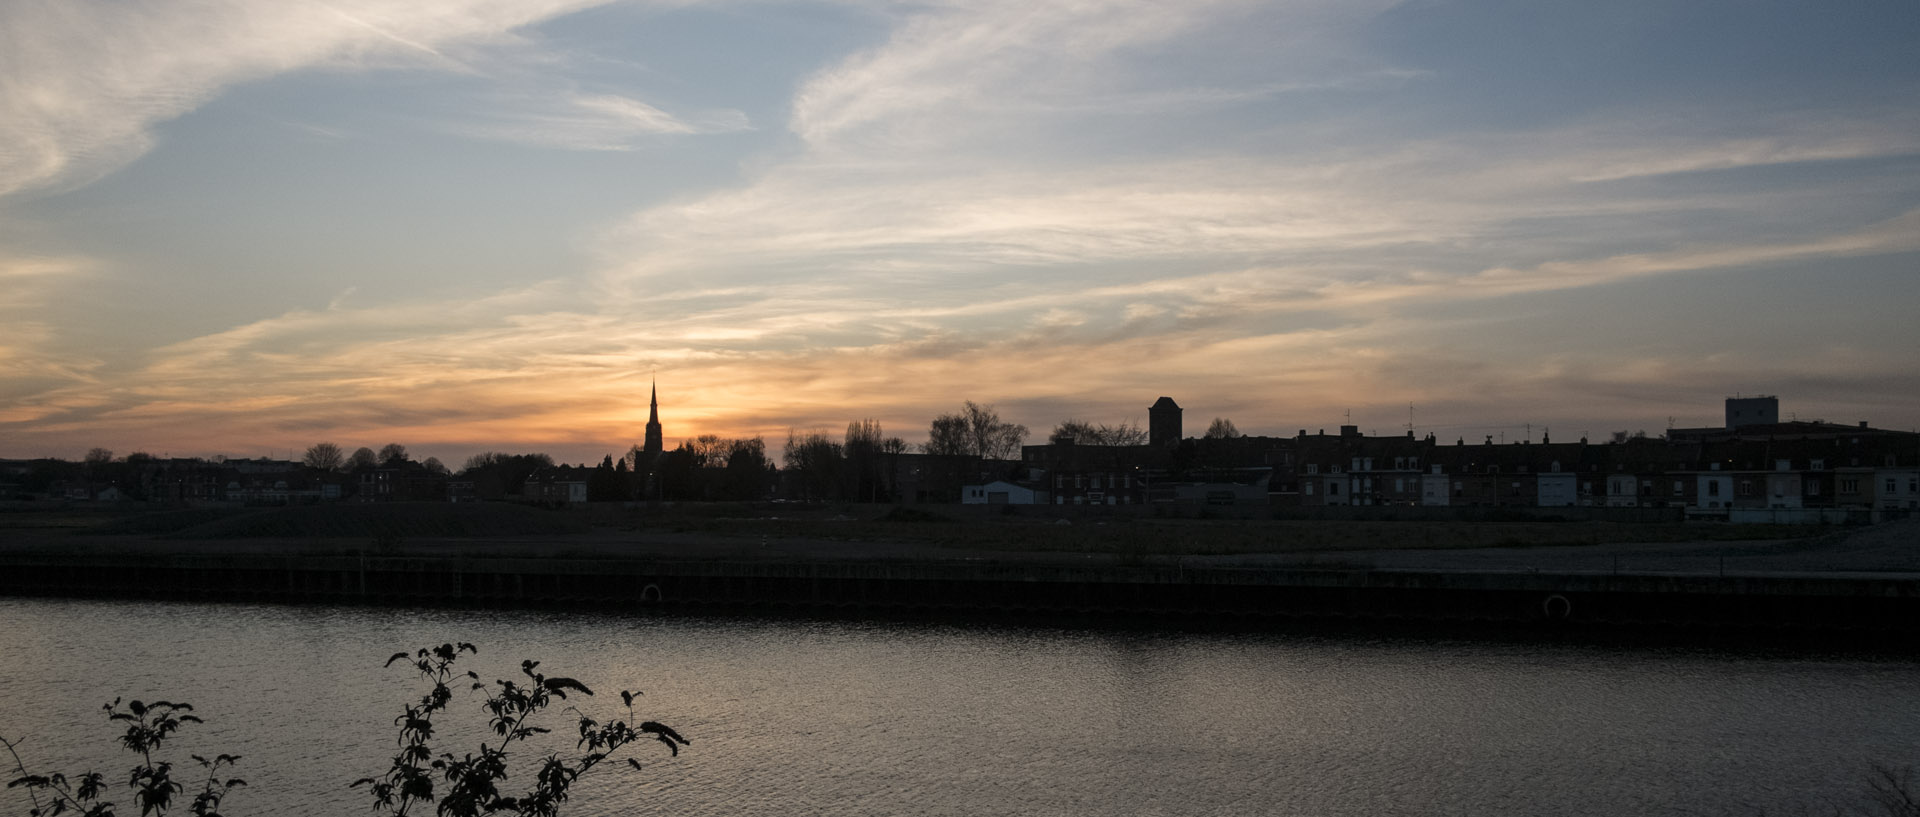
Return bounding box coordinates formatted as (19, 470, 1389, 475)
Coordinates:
(2, 0, 1917, 466)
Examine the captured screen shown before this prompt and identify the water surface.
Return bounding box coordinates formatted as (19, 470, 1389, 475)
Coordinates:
(1, 598, 1915, 816)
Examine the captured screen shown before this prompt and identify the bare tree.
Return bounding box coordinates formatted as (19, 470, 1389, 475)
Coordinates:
(347, 447, 379, 471)
(1204, 417, 1241, 439)
(925, 402, 1028, 458)
(377, 443, 409, 465)
(83, 447, 114, 466)
(923, 413, 969, 456)
(784, 429, 845, 501)
(845, 419, 886, 502)
(1049, 419, 1148, 446)
(687, 434, 731, 469)
(723, 437, 771, 500)
(304, 442, 345, 471)
(422, 457, 448, 476)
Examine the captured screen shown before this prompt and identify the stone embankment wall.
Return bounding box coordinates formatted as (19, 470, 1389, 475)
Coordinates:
(2, 552, 1917, 633)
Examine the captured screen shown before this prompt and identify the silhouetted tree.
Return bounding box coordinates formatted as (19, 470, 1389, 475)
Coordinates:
(304, 442, 345, 471)
(784, 429, 844, 501)
(460, 452, 555, 499)
(422, 457, 448, 476)
(377, 443, 409, 465)
(924, 402, 1027, 459)
(845, 419, 886, 502)
(655, 443, 698, 500)
(348, 447, 380, 472)
(923, 414, 968, 457)
(1205, 418, 1241, 439)
(1049, 419, 1149, 446)
(687, 435, 732, 469)
(722, 437, 771, 501)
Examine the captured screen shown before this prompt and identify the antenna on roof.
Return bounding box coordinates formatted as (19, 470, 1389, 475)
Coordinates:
(1408, 403, 1415, 435)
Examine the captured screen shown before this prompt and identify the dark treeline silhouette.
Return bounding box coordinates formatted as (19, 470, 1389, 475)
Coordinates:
(0, 400, 1048, 505)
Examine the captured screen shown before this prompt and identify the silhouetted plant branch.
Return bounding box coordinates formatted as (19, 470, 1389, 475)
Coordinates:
(4, 699, 243, 817)
(351, 643, 688, 817)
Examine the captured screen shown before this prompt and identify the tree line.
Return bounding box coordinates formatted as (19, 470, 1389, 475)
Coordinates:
(18, 401, 1250, 503)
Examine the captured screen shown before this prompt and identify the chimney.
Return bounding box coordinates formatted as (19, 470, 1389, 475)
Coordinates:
(1860, 421, 1869, 429)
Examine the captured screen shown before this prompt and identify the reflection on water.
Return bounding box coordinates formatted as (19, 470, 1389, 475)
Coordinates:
(2, 597, 1917, 816)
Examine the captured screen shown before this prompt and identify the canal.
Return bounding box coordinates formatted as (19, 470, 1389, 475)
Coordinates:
(2, 597, 1916, 816)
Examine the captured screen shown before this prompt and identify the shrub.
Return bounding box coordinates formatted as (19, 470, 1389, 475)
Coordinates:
(3, 644, 685, 817)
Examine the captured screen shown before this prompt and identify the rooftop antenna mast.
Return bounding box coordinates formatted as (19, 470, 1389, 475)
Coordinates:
(1408, 403, 1415, 435)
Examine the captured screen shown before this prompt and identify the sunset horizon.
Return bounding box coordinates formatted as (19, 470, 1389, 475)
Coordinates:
(4, 0, 1916, 467)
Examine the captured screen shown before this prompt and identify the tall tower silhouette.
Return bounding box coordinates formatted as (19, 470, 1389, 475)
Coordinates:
(1149, 396, 1182, 447)
(644, 381, 663, 457)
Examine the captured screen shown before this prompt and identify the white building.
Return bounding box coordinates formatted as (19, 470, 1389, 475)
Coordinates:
(963, 481, 1039, 505)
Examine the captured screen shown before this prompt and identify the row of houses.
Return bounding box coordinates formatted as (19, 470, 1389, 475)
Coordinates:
(974, 397, 1920, 522)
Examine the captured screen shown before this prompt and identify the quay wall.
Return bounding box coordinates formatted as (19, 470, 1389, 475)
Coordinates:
(2, 553, 1918, 633)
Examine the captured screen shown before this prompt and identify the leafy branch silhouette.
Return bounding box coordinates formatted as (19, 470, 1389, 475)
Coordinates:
(351, 642, 688, 817)
(3, 699, 244, 817)
(6, 643, 684, 817)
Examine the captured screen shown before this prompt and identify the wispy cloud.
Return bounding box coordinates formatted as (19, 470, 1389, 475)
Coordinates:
(0, 0, 630, 199)
(443, 91, 750, 150)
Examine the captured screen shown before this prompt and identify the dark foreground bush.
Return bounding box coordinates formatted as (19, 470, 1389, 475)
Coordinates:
(3, 643, 685, 817)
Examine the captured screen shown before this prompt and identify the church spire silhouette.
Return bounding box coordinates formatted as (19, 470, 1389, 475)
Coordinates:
(644, 380, 663, 457)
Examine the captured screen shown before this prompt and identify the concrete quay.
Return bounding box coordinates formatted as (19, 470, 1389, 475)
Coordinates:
(3, 549, 1917, 634)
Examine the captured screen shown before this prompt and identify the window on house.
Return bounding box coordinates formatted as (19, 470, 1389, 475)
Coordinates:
(1776, 460, 1791, 472)
(1329, 482, 1340, 496)
(1738, 481, 1754, 497)
(1708, 481, 1720, 497)
(1806, 482, 1820, 496)
(1889, 479, 1899, 494)
(1909, 478, 1917, 494)
(1304, 483, 1314, 496)
(1811, 459, 1825, 471)
(1395, 478, 1405, 492)
(1305, 464, 1318, 475)
(1673, 481, 1684, 495)
(1841, 479, 1860, 494)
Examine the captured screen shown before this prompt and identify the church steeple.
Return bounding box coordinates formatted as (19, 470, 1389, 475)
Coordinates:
(644, 380, 663, 456)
